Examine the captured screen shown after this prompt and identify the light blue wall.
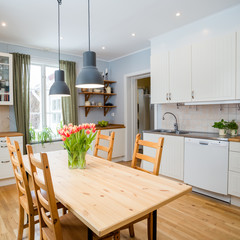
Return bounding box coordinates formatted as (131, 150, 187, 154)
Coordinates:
(108, 49, 151, 124)
(0, 42, 108, 130)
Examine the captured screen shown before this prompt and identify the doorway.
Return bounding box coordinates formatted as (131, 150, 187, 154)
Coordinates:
(124, 70, 157, 161)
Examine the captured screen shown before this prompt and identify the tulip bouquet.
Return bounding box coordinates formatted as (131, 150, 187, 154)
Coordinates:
(57, 123, 97, 169)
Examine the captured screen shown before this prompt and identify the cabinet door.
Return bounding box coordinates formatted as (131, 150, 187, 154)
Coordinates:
(169, 45, 192, 102)
(192, 32, 236, 101)
(142, 133, 184, 180)
(229, 171, 240, 197)
(237, 31, 240, 99)
(151, 52, 169, 104)
(111, 129, 125, 158)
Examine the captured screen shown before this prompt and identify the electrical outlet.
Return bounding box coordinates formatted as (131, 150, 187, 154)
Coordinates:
(111, 112, 115, 117)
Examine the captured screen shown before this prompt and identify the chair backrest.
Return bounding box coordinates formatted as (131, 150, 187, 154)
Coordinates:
(93, 130, 115, 161)
(26, 145, 62, 240)
(131, 134, 164, 176)
(6, 137, 34, 213)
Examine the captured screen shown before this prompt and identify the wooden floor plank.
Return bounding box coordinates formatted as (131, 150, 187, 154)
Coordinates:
(1, 161, 240, 239)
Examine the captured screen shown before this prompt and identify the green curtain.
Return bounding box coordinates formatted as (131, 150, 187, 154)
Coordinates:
(12, 53, 31, 153)
(60, 60, 78, 125)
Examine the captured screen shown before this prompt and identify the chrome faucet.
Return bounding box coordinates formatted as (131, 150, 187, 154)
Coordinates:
(162, 112, 179, 132)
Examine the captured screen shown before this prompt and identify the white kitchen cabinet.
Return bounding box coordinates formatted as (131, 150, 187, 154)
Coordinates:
(151, 52, 169, 104)
(0, 53, 13, 105)
(192, 32, 236, 101)
(169, 45, 192, 102)
(0, 136, 23, 180)
(228, 142, 240, 198)
(236, 31, 240, 99)
(88, 128, 125, 160)
(142, 133, 184, 180)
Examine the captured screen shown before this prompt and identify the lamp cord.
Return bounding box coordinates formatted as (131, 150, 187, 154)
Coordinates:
(88, 0, 90, 51)
(57, 0, 62, 70)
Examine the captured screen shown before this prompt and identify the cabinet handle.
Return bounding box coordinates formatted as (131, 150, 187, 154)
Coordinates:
(166, 93, 169, 101)
(1, 146, 7, 148)
(1, 160, 10, 163)
(169, 93, 171, 101)
(192, 90, 194, 99)
(0, 140, 6, 143)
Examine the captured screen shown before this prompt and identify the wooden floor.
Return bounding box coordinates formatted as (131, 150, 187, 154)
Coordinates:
(1, 161, 240, 240)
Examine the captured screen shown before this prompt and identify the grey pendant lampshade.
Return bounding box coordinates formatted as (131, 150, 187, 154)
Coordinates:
(49, 70, 70, 96)
(76, 51, 104, 88)
(49, 0, 70, 96)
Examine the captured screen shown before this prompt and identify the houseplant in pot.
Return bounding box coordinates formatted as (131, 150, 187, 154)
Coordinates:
(227, 120, 238, 136)
(212, 119, 227, 136)
(57, 123, 97, 169)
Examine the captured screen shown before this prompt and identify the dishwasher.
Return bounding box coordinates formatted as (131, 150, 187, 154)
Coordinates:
(184, 138, 229, 200)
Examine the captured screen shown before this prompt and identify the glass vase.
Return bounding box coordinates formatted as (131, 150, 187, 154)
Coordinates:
(68, 151, 86, 169)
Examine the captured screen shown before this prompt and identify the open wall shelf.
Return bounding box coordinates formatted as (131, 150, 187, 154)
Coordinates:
(79, 105, 116, 116)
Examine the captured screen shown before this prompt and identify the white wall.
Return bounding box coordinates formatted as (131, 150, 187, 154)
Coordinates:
(151, 4, 240, 131)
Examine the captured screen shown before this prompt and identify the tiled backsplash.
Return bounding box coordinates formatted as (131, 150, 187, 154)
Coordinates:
(0, 106, 10, 132)
(160, 104, 240, 133)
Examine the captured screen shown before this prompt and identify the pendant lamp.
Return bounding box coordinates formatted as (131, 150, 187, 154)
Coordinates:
(76, 0, 104, 88)
(49, 0, 70, 96)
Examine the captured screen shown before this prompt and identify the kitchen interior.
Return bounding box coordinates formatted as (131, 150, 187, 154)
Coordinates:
(1, 0, 240, 239)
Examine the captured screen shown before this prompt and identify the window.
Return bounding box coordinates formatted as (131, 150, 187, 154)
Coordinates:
(29, 64, 62, 138)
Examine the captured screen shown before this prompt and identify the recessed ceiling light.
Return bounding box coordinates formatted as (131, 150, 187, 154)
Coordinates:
(176, 12, 181, 17)
(131, 33, 136, 37)
(60, 36, 63, 40)
(102, 46, 105, 50)
(1, 22, 6, 27)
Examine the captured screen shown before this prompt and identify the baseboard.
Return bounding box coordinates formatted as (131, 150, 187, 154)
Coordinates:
(231, 196, 240, 207)
(0, 177, 15, 187)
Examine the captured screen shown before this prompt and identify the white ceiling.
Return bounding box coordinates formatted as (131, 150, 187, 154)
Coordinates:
(1, 0, 240, 61)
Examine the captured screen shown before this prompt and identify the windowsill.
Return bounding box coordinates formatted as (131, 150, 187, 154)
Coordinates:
(30, 139, 62, 145)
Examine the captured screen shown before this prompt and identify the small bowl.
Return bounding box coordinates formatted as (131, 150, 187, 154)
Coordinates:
(94, 89, 101, 93)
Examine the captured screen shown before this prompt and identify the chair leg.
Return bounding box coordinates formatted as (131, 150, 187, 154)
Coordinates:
(28, 214, 35, 240)
(62, 206, 67, 215)
(113, 231, 120, 240)
(17, 205, 24, 240)
(129, 224, 135, 238)
(147, 213, 153, 240)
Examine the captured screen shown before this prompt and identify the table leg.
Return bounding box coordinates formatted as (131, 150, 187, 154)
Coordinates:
(88, 228, 93, 240)
(153, 210, 157, 240)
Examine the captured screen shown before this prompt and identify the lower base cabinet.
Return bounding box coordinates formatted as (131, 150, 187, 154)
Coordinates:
(88, 128, 125, 160)
(0, 136, 23, 180)
(142, 133, 184, 180)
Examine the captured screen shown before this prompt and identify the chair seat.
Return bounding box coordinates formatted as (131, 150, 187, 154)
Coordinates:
(42, 212, 88, 240)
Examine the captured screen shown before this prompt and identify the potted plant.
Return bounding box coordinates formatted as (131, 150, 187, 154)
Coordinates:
(37, 127, 54, 145)
(212, 119, 228, 136)
(57, 123, 97, 169)
(227, 120, 238, 136)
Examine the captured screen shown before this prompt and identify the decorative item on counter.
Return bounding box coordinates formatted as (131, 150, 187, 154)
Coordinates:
(91, 101, 95, 106)
(98, 102, 102, 106)
(105, 86, 111, 94)
(85, 101, 90, 106)
(98, 121, 108, 127)
(88, 88, 93, 92)
(58, 123, 97, 169)
(227, 120, 238, 136)
(212, 119, 228, 136)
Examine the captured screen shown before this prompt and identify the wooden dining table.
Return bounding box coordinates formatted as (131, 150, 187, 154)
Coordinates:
(23, 150, 192, 240)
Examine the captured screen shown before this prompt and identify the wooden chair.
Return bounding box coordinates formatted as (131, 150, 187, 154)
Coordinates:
(122, 133, 164, 240)
(26, 145, 120, 240)
(93, 130, 115, 161)
(6, 137, 46, 240)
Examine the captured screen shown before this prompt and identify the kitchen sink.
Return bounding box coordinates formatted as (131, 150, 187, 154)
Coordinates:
(152, 129, 189, 134)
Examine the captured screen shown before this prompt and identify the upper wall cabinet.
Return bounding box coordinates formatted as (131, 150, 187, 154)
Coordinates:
(169, 45, 192, 102)
(192, 32, 236, 101)
(236, 31, 240, 99)
(151, 52, 169, 104)
(0, 53, 13, 105)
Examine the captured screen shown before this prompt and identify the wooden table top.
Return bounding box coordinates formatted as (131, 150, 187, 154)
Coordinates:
(23, 150, 191, 237)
